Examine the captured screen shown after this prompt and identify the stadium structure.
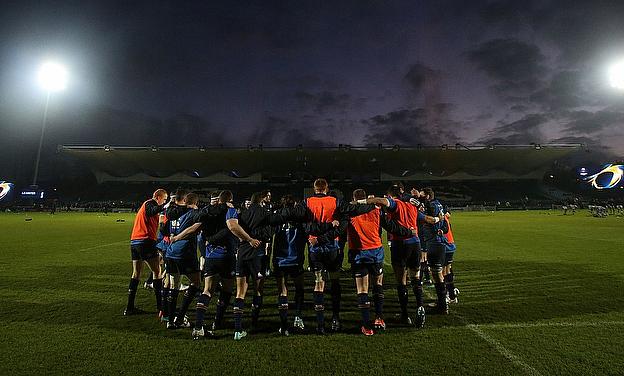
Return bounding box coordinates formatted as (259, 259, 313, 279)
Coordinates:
(47, 143, 587, 206)
(58, 143, 581, 184)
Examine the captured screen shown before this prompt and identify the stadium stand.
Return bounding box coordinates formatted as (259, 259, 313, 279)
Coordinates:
(58, 144, 580, 183)
(19, 144, 579, 211)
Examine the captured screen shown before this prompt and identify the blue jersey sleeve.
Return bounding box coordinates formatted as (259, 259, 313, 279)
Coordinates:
(226, 207, 238, 220)
(386, 197, 397, 212)
(417, 211, 426, 221)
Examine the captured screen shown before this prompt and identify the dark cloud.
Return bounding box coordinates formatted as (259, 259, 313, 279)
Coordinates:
(562, 110, 624, 135)
(466, 38, 546, 97)
(510, 105, 529, 112)
(529, 71, 585, 111)
(550, 136, 597, 145)
(295, 91, 352, 114)
(481, 113, 548, 143)
(363, 105, 460, 145)
(250, 115, 331, 147)
(404, 63, 442, 93)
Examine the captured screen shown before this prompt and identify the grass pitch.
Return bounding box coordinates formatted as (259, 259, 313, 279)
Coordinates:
(0, 210, 623, 375)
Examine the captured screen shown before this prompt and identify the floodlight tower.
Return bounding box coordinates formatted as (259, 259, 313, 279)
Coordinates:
(33, 61, 68, 186)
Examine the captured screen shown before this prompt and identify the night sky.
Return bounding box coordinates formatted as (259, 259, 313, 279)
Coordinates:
(2, 0, 624, 163)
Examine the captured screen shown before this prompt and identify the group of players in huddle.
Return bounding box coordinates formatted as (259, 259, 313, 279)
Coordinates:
(124, 179, 458, 340)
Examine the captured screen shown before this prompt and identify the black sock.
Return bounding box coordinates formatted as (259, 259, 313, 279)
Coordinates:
(434, 282, 448, 311)
(195, 293, 212, 329)
(397, 284, 408, 317)
(251, 295, 263, 328)
(176, 285, 199, 322)
(126, 278, 140, 311)
(233, 298, 244, 332)
(330, 280, 341, 320)
(214, 291, 232, 327)
(168, 289, 179, 323)
(372, 284, 384, 318)
(278, 295, 288, 330)
(412, 278, 424, 308)
(161, 288, 170, 316)
(313, 291, 325, 328)
(145, 274, 154, 285)
(445, 272, 456, 299)
(294, 285, 304, 317)
(357, 293, 371, 328)
(153, 278, 163, 312)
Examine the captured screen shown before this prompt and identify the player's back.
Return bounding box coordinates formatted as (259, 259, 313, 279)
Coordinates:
(166, 209, 200, 259)
(131, 199, 160, 241)
(306, 194, 338, 223)
(421, 199, 444, 242)
(273, 222, 306, 267)
(387, 199, 418, 241)
(306, 194, 339, 243)
(348, 208, 382, 250)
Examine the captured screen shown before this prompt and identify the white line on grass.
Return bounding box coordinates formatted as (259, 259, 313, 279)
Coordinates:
(381, 253, 612, 375)
(78, 240, 127, 252)
(420, 279, 543, 376)
(466, 323, 543, 376)
(473, 321, 624, 329)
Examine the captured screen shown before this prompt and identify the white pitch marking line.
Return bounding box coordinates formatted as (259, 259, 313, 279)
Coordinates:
(421, 278, 542, 375)
(466, 323, 543, 376)
(474, 321, 624, 329)
(78, 240, 127, 252)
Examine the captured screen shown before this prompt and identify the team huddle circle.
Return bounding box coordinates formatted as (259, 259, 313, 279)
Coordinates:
(124, 179, 457, 339)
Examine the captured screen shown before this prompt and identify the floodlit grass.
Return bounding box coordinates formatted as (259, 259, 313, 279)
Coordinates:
(0, 210, 622, 375)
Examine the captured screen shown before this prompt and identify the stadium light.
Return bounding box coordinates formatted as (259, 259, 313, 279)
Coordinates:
(608, 59, 624, 90)
(32, 61, 69, 187)
(37, 61, 68, 93)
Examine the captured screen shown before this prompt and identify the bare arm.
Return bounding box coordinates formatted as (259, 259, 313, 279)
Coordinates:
(226, 218, 261, 248)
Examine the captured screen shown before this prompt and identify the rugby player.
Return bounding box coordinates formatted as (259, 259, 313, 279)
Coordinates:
(125, 189, 168, 316)
(163, 193, 203, 329)
(272, 194, 339, 335)
(442, 211, 459, 304)
(272, 195, 307, 336)
(302, 178, 376, 334)
(155, 189, 188, 321)
(366, 186, 442, 328)
(226, 192, 290, 340)
(189, 191, 237, 339)
(348, 188, 415, 335)
(260, 189, 275, 277)
(420, 187, 449, 315)
(167, 190, 240, 338)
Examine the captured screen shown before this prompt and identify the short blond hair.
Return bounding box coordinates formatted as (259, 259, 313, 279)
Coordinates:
(153, 189, 168, 199)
